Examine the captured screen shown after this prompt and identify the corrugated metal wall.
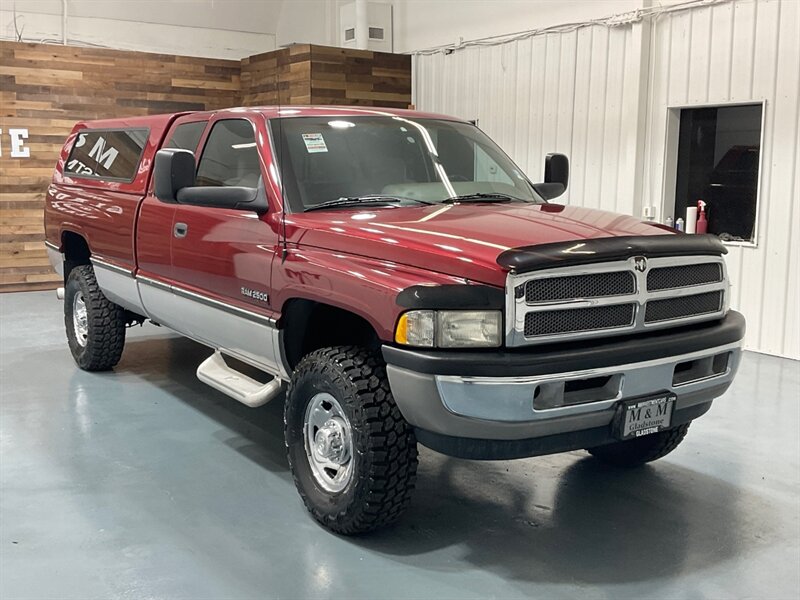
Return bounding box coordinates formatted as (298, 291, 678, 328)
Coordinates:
(415, 25, 640, 213)
(414, 0, 800, 359)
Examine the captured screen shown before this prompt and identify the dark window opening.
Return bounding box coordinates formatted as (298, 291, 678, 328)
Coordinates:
(673, 104, 762, 243)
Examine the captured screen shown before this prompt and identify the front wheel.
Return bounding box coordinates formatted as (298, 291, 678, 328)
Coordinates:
(285, 346, 418, 534)
(586, 423, 691, 467)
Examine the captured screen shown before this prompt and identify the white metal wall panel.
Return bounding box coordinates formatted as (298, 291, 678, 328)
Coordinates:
(414, 26, 637, 213)
(643, 0, 800, 359)
(414, 0, 800, 358)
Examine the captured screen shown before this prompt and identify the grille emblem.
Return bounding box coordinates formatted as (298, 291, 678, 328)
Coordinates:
(633, 256, 647, 273)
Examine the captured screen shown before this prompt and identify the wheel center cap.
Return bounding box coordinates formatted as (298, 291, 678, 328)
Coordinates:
(314, 419, 349, 465)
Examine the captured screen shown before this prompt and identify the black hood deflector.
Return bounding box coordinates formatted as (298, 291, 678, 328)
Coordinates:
(497, 234, 727, 273)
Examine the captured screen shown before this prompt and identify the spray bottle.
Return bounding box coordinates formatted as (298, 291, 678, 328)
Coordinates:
(696, 200, 708, 234)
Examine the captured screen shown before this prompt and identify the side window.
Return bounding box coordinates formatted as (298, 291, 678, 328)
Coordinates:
(196, 119, 261, 188)
(65, 128, 148, 181)
(164, 121, 207, 152)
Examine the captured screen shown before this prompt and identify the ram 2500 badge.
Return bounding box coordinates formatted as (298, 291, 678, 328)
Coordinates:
(44, 107, 745, 533)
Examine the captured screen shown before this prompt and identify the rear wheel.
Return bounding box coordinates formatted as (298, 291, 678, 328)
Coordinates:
(64, 265, 126, 371)
(586, 423, 691, 467)
(285, 345, 418, 534)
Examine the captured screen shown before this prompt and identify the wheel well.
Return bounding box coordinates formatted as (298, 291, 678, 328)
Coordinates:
(62, 231, 91, 281)
(281, 299, 380, 370)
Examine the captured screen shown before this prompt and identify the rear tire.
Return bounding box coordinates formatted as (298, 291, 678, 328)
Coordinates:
(586, 423, 691, 467)
(64, 264, 126, 371)
(285, 345, 418, 534)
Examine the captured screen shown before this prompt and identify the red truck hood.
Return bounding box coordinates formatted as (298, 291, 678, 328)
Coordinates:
(287, 203, 671, 287)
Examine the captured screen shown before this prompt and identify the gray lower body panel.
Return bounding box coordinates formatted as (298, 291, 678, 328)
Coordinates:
(136, 277, 284, 377)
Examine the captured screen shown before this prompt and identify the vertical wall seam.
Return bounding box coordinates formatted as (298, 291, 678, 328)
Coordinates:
(597, 30, 611, 211)
(754, 0, 783, 351)
(580, 26, 594, 208)
(615, 29, 629, 214)
(568, 29, 580, 206)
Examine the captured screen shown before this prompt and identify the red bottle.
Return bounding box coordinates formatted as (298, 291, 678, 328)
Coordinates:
(696, 200, 708, 234)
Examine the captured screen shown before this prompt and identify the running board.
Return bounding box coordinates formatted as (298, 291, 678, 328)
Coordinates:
(196, 351, 284, 408)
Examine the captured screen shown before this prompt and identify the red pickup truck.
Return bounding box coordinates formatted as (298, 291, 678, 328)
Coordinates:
(44, 106, 745, 533)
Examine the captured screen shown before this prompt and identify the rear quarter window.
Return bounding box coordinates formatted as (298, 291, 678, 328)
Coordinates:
(65, 128, 149, 182)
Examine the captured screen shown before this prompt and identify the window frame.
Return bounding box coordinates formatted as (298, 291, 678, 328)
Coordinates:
(662, 99, 767, 248)
(194, 118, 261, 189)
(162, 119, 209, 154)
(64, 127, 150, 184)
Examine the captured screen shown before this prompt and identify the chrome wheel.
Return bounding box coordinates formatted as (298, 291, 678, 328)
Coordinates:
(304, 392, 354, 493)
(72, 291, 89, 347)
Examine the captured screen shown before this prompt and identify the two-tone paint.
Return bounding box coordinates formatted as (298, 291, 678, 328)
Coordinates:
(44, 106, 673, 375)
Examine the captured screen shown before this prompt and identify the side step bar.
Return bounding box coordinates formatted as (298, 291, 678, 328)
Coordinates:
(197, 351, 284, 408)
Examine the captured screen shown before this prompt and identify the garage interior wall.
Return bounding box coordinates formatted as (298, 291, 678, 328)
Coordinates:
(0, 41, 410, 293)
(413, 0, 800, 360)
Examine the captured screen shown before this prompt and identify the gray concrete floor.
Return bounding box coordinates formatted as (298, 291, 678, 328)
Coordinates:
(1, 291, 799, 600)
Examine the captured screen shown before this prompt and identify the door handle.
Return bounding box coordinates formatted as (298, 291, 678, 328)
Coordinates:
(174, 222, 188, 238)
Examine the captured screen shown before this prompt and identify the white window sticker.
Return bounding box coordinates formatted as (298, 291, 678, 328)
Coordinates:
(302, 133, 328, 153)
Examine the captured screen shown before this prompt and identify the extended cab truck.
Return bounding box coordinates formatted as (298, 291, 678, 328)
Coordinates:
(44, 107, 746, 534)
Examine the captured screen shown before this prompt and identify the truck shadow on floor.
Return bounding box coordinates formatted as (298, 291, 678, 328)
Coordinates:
(107, 334, 778, 586)
(355, 450, 779, 585)
(103, 333, 290, 475)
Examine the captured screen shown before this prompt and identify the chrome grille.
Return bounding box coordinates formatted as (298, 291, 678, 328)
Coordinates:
(525, 271, 635, 303)
(645, 291, 723, 323)
(524, 304, 635, 337)
(506, 255, 729, 346)
(647, 263, 722, 291)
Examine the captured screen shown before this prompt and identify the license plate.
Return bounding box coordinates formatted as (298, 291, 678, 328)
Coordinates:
(614, 393, 676, 441)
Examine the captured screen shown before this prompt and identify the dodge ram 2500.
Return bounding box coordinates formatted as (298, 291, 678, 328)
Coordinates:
(45, 106, 745, 534)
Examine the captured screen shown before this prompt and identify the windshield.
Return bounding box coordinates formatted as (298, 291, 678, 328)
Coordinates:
(270, 116, 544, 211)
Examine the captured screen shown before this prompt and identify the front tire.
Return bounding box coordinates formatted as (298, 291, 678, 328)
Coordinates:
(285, 346, 418, 534)
(64, 264, 126, 371)
(586, 423, 691, 467)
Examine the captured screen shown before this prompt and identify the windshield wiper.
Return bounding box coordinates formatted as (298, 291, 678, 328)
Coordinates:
(442, 193, 524, 204)
(304, 194, 435, 212)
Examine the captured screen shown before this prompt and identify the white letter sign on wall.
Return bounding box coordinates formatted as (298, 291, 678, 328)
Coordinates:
(9, 128, 31, 158)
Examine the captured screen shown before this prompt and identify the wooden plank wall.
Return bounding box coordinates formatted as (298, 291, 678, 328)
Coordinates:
(240, 45, 412, 108)
(309, 45, 411, 108)
(0, 41, 411, 293)
(240, 45, 312, 105)
(0, 41, 240, 292)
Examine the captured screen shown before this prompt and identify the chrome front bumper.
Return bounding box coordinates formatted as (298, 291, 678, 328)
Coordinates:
(386, 342, 742, 443)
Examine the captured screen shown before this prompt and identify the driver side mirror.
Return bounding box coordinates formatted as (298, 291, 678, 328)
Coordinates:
(532, 153, 569, 200)
(154, 149, 266, 213)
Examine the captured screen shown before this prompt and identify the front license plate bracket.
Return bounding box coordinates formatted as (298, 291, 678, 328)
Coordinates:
(613, 392, 677, 441)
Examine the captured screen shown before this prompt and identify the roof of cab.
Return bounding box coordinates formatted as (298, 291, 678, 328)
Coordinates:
(75, 106, 468, 129)
(73, 112, 191, 130)
(241, 105, 469, 123)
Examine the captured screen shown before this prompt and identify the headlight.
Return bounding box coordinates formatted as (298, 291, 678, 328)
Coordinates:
(395, 310, 502, 348)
